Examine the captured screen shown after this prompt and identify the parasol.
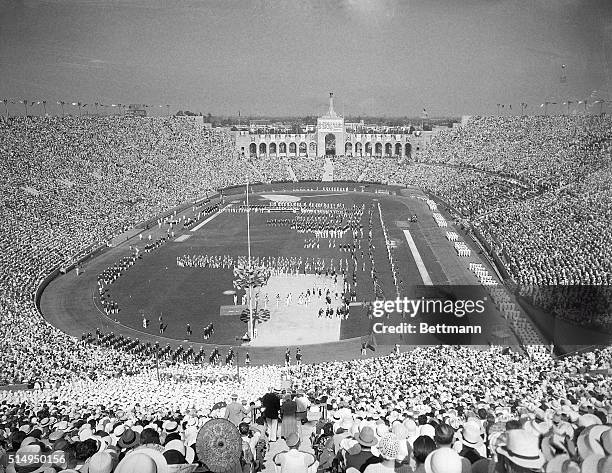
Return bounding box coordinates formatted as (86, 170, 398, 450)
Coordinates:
(195, 419, 242, 473)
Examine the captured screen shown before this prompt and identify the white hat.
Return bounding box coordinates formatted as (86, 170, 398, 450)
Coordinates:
(496, 430, 545, 470)
(114, 447, 168, 473)
(164, 439, 186, 456)
(424, 449, 462, 473)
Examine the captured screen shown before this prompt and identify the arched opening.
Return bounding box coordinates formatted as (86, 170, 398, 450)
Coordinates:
(279, 142, 287, 154)
(365, 142, 372, 156)
(395, 143, 402, 156)
(405, 142, 412, 157)
(289, 142, 297, 156)
(259, 143, 267, 156)
(325, 133, 336, 156)
(249, 143, 257, 156)
(345, 142, 353, 156)
(375, 142, 382, 156)
(269, 142, 277, 155)
(309, 142, 317, 155)
(299, 142, 307, 155)
(385, 143, 392, 156)
(355, 142, 363, 156)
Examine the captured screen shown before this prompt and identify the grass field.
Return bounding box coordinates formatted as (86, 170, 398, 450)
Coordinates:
(107, 191, 415, 344)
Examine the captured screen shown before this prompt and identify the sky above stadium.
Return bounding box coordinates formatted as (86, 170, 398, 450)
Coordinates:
(1, 0, 611, 117)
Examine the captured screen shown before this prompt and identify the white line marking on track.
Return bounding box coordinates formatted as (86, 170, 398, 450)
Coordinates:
(300, 193, 347, 198)
(402, 229, 433, 286)
(191, 204, 232, 232)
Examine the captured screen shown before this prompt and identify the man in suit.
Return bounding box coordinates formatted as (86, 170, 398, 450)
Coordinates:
(261, 387, 281, 442)
(225, 394, 247, 426)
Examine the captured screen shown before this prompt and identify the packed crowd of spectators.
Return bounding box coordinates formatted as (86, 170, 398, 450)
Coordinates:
(0, 116, 249, 388)
(292, 157, 326, 182)
(475, 167, 612, 286)
(416, 115, 612, 188)
(246, 156, 292, 183)
(329, 115, 611, 294)
(0, 346, 609, 472)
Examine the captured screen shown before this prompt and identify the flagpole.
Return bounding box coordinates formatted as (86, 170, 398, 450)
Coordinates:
(246, 180, 254, 340)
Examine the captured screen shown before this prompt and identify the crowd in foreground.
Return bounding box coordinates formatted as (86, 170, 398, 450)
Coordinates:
(0, 346, 610, 472)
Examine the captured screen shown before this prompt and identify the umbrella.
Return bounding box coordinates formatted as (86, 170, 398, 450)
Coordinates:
(211, 401, 227, 411)
(196, 419, 242, 473)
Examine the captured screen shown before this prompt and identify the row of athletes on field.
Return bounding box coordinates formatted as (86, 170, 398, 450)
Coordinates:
(266, 203, 365, 240)
(177, 253, 361, 280)
(208, 346, 304, 367)
(223, 200, 350, 214)
(207, 346, 306, 366)
(96, 237, 169, 318)
(139, 312, 216, 339)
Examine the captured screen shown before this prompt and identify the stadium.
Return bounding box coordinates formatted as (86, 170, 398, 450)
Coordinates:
(1, 1, 611, 473)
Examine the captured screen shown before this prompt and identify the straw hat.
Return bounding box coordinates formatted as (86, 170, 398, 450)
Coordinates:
(497, 430, 545, 470)
(544, 454, 579, 473)
(355, 426, 378, 447)
(80, 451, 115, 473)
(462, 421, 484, 447)
(580, 454, 612, 473)
(6, 444, 54, 473)
(372, 434, 400, 460)
(114, 448, 168, 473)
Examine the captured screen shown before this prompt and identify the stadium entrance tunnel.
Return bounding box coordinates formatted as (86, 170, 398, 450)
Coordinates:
(325, 133, 336, 156)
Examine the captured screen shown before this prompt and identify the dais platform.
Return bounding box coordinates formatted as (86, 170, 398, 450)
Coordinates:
(245, 274, 344, 347)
